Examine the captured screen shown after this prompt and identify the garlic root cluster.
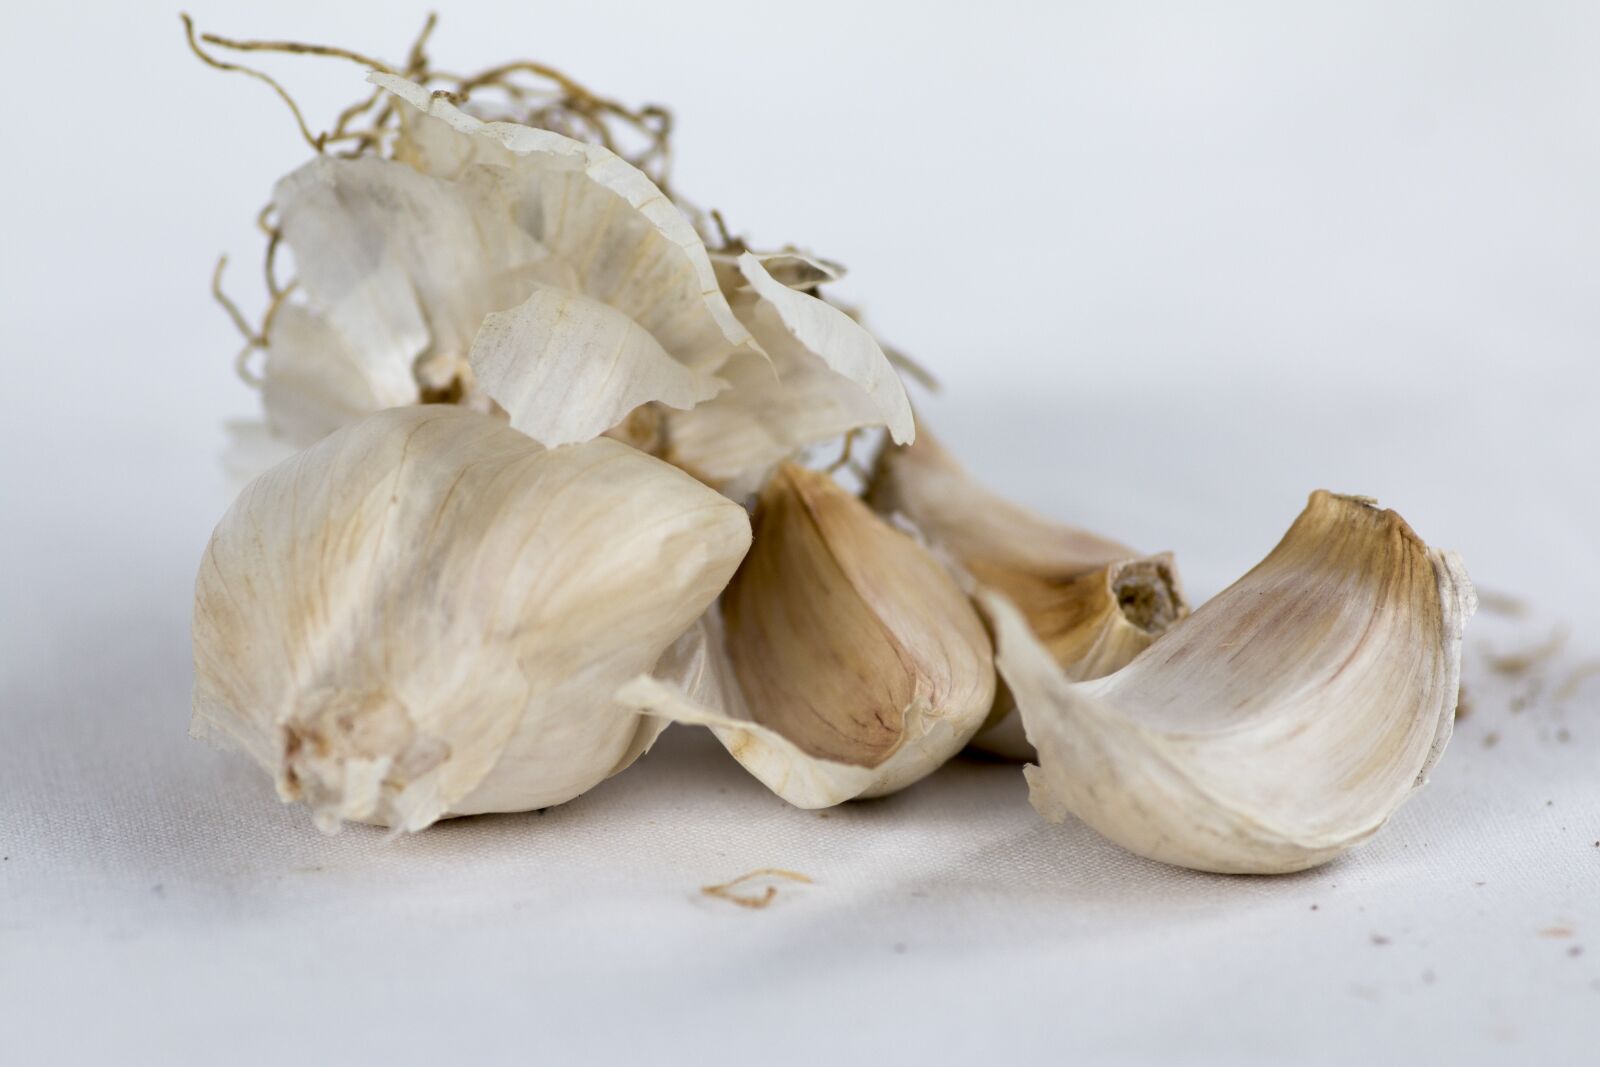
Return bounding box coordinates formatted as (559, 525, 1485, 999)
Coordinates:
(187, 18, 1473, 873)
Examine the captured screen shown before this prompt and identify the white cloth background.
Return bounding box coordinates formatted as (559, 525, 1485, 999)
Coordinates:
(2, 2, 1596, 1063)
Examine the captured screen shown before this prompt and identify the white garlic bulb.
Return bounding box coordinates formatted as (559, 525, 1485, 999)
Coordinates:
(192, 406, 751, 832)
(985, 491, 1475, 874)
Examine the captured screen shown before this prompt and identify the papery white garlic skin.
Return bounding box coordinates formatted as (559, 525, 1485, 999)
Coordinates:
(192, 405, 751, 833)
(663, 254, 914, 497)
(617, 463, 994, 807)
(248, 71, 764, 463)
(986, 491, 1475, 875)
(369, 73, 765, 449)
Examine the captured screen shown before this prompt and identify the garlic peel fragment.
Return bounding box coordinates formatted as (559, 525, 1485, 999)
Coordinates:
(987, 491, 1475, 874)
(734, 252, 913, 445)
(371, 73, 757, 373)
(192, 406, 751, 832)
(470, 285, 724, 447)
(663, 257, 915, 495)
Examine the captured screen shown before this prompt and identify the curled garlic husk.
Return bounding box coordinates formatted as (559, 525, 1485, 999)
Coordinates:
(983, 491, 1475, 875)
(192, 406, 751, 832)
(869, 429, 1188, 758)
(662, 252, 915, 498)
(616, 463, 995, 807)
(241, 71, 760, 463)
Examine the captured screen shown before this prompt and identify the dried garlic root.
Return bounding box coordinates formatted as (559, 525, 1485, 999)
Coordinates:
(984, 491, 1475, 874)
(192, 407, 750, 832)
(869, 429, 1189, 758)
(618, 464, 995, 807)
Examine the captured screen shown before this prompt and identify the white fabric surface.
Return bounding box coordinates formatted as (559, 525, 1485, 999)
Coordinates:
(4, 2, 1599, 1063)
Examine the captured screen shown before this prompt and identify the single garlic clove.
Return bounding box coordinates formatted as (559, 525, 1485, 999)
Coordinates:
(663, 253, 914, 496)
(868, 427, 1136, 576)
(982, 491, 1475, 875)
(969, 554, 1189, 759)
(191, 406, 751, 833)
(616, 463, 994, 807)
(868, 428, 1189, 758)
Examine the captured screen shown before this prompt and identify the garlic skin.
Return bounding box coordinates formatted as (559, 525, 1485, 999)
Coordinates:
(370, 73, 761, 448)
(663, 253, 915, 497)
(616, 464, 995, 807)
(244, 71, 761, 461)
(869, 429, 1188, 758)
(984, 491, 1475, 875)
(192, 406, 751, 833)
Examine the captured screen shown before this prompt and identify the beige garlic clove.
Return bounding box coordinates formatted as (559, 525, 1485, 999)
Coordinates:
(868, 428, 1188, 758)
(192, 406, 751, 833)
(968, 554, 1190, 759)
(983, 491, 1475, 875)
(868, 427, 1135, 575)
(663, 253, 914, 497)
(616, 463, 994, 807)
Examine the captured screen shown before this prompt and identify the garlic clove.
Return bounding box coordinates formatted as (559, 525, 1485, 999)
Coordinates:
(983, 491, 1475, 875)
(663, 253, 914, 495)
(617, 463, 995, 807)
(971, 554, 1189, 759)
(868, 427, 1189, 758)
(868, 426, 1136, 577)
(191, 406, 751, 833)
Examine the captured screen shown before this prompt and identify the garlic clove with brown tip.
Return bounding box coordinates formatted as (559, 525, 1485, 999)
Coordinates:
(192, 405, 751, 833)
(982, 491, 1475, 875)
(616, 463, 994, 807)
(970, 553, 1189, 759)
(868, 428, 1189, 758)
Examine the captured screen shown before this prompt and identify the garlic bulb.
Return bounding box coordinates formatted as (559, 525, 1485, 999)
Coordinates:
(617, 463, 995, 807)
(663, 252, 915, 497)
(984, 491, 1475, 874)
(192, 406, 751, 832)
(869, 429, 1188, 757)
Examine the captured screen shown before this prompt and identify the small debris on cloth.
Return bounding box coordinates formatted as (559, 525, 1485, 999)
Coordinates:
(701, 868, 814, 909)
